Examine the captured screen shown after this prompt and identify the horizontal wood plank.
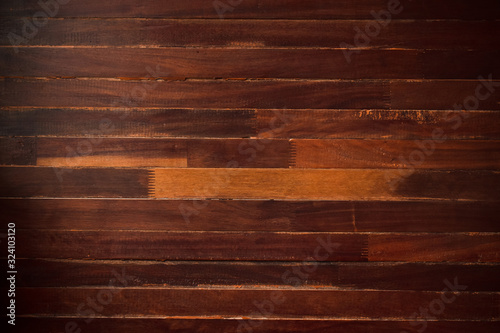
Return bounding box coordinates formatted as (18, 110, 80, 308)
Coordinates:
(16, 259, 500, 291)
(0, 108, 257, 138)
(13, 230, 500, 262)
(6, 138, 499, 170)
(1, 19, 499, 50)
(2, 48, 499, 80)
(12, 318, 500, 333)
(16, 231, 369, 261)
(3, 108, 499, 139)
(2, 199, 499, 232)
(2, 0, 500, 19)
(256, 109, 500, 139)
(153, 168, 500, 200)
(17, 287, 500, 319)
(0, 166, 151, 197)
(291, 139, 500, 169)
(0, 79, 391, 109)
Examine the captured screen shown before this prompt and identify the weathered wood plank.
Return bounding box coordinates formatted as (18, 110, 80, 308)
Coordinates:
(1, 19, 499, 49)
(256, 110, 500, 139)
(3, 48, 499, 80)
(17, 259, 500, 291)
(12, 318, 500, 333)
(0, 167, 151, 197)
(291, 139, 500, 169)
(2, 199, 499, 232)
(0, 137, 36, 165)
(17, 288, 500, 319)
(153, 168, 500, 200)
(3, 109, 499, 139)
(0, 47, 423, 79)
(2, 0, 499, 19)
(16, 231, 369, 261)
(391, 80, 500, 110)
(14, 230, 500, 262)
(0, 108, 256, 138)
(0, 79, 391, 109)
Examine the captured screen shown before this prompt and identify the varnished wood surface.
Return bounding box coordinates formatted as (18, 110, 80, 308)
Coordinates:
(1, 0, 499, 331)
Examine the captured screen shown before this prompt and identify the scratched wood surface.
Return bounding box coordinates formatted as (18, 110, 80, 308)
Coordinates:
(1, 0, 499, 332)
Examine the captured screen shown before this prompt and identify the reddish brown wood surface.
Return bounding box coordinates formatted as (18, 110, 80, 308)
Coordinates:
(1, 0, 499, 331)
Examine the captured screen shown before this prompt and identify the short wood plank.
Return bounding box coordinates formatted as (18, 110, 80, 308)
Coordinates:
(0, 137, 36, 165)
(391, 81, 500, 110)
(17, 259, 500, 291)
(0, 166, 151, 197)
(291, 139, 500, 169)
(0, 108, 256, 138)
(152, 168, 500, 200)
(256, 110, 500, 139)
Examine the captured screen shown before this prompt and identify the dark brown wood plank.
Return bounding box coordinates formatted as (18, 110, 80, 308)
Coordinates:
(0, 79, 390, 109)
(423, 51, 500, 79)
(4, 109, 500, 140)
(0, 137, 36, 165)
(391, 80, 500, 110)
(1, 19, 499, 50)
(291, 139, 500, 169)
(17, 259, 500, 291)
(0, 166, 150, 197)
(17, 288, 500, 319)
(153, 168, 500, 201)
(12, 318, 500, 333)
(2, 199, 499, 232)
(3, 48, 499, 80)
(187, 139, 291, 168)
(0, 108, 256, 138)
(0, 47, 423, 79)
(35, 137, 187, 167)
(14, 230, 500, 262)
(2, 0, 500, 19)
(15, 231, 368, 261)
(256, 110, 500, 139)
(369, 234, 500, 262)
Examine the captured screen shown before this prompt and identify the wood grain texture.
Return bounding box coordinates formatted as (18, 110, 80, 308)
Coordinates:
(0, 108, 257, 138)
(16, 287, 500, 319)
(4, 108, 500, 139)
(16, 259, 500, 291)
(14, 230, 500, 262)
(2, 0, 500, 19)
(2, 0, 499, 329)
(3, 48, 499, 80)
(7, 138, 499, 169)
(0, 78, 391, 109)
(291, 139, 500, 169)
(152, 168, 500, 200)
(16, 231, 369, 261)
(256, 109, 500, 139)
(0, 166, 151, 197)
(2, 19, 499, 50)
(3, 199, 499, 232)
(11, 318, 500, 333)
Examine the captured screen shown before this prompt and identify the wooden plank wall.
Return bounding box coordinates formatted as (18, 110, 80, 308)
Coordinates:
(1, 0, 499, 332)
